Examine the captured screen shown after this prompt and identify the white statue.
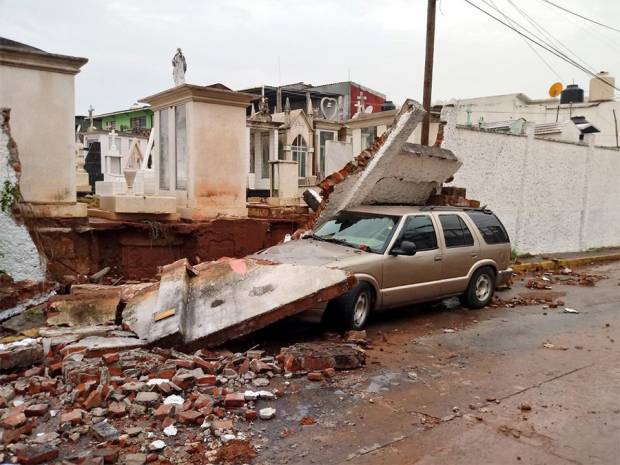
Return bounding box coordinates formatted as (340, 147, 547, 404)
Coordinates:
(172, 48, 187, 86)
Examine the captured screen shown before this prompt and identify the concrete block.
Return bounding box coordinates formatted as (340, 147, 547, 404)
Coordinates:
(99, 194, 177, 214)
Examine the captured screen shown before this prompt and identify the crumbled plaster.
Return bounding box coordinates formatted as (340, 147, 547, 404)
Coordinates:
(0, 108, 45, 281)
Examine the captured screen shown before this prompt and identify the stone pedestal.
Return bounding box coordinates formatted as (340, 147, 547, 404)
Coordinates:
(99, 194, 177, 214)
(140, 84, 254, 220)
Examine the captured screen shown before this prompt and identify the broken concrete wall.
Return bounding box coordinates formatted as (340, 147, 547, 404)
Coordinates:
(123, 257, 355, 347)
(0, 109, 45, 282)
(363, 143, 462, 205)
(317, 100, 426, 224)
(29, 216, 305, 283)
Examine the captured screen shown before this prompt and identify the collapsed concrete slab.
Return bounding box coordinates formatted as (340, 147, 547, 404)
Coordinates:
(311, 99, 426, 225)
(46, 291, 120, 326)
(362, 143, 462, 205)
(124, 257, 355, 347)
(302, 99, 462, 229)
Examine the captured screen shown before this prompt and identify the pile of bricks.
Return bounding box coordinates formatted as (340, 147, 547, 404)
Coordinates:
(0, 331, 367, 464)
(427, 186, 481, 208)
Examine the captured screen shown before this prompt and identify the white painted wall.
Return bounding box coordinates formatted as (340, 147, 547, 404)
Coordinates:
(0, 116, 45, 282)
(0, 65, 76, 205)
(443, 120, 620, 254)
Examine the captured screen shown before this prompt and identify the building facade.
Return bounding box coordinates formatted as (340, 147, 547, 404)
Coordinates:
(448, 72, 620, 147)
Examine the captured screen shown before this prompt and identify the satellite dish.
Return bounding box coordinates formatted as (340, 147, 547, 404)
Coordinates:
(549, 82, 564, 98)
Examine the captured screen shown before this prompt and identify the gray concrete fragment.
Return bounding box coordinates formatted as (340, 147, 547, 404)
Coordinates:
(362, 143, 462, 205)
(124, 257, 354, 347)
(0, 338, 43, 370)
(318, 100, 426, 224)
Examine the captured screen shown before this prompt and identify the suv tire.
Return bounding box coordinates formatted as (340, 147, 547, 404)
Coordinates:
(323, 282, 374, 330)
(461, 267, 496, 308)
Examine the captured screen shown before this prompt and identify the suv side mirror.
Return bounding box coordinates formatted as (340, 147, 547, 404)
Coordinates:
(391, 240, 417, 256)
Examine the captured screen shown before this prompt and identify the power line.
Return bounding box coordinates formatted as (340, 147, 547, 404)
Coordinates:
(484, 0, 563, 80)
(464, 0, 620, 91)
(540, 0, 620, 34)
(506, 0, 596, 72)
(481, 0, 596, 76)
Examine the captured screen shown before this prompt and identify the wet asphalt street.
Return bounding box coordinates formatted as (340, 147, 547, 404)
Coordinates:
(253, 262, 620, 465)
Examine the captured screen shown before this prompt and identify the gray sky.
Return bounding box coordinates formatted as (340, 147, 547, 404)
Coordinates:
(2, 0, 619, 114)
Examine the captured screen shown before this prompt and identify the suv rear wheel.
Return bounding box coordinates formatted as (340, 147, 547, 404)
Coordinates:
(323, 282, 374, 330)
(461, 267, 496, 308)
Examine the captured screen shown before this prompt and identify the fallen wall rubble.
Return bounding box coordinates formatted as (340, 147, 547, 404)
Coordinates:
(300, 99, 463, 231)
(0, 329, 367, 463)
(123, 257, 356, 348)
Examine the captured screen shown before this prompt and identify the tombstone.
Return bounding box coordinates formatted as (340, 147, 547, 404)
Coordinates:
(0, 39, 88, 217)
(75, 139, 91, 193)
(140, 84, 254, 219)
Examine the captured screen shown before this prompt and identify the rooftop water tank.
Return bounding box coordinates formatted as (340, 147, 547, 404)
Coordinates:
(381, 100, 396, 111)
(560, 84, 584, 104)
(589, 71, 615, 102)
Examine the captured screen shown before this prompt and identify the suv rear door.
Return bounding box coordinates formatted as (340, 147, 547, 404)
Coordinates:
(381, 214, 443, 307)
(435, 213, 480, 295)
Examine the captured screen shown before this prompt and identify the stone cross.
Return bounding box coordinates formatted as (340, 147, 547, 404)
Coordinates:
(88, 105, 95, 131)
(354, 92, 367, 116)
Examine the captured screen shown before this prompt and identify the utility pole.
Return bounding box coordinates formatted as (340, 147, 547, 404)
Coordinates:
(421, 0, 436, 146)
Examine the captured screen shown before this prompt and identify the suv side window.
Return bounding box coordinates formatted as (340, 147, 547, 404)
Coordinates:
(466, 211, 510, 244)
(439, 214, 474, 248)
(400, 215, 437, 251)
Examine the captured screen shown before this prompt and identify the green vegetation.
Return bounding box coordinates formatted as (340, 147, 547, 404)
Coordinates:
(0, 180, 19, 213)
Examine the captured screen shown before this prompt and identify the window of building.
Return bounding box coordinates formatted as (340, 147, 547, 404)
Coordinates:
(439, 215, 474, 248)
(107, 121, 117, 130)
(130, 117, 147, 129)
(291, 135, 308, 178)
(159, 108, 170, 190)
(400, 216, 438, 251)
(466, 211, 510, 244)
(361, 126, 377, 150)
(319, 131, 335, 177)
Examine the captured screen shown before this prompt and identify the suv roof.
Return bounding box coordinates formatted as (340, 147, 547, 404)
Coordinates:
(345, 205, 491, 215)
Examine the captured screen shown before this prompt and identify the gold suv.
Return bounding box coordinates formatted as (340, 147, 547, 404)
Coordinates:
(256, 206, 512, 330)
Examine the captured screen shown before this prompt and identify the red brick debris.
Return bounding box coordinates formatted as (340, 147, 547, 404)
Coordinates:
(0, 332, 367, 464)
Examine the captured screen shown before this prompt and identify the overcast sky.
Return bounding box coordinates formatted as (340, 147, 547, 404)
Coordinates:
(2, 0, 619, 114)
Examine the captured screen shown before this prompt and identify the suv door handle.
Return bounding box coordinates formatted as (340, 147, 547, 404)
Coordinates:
(471, 253, 478, 258)
(434, 255, 443, 261)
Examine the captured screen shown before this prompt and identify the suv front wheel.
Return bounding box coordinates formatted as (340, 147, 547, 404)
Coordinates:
(323, 282, 374, 330)
(461, 267, 496, 308)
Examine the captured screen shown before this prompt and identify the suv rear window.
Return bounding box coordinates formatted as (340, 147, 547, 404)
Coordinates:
(466, 211, 510, 244)
(439, 214, 474, 248)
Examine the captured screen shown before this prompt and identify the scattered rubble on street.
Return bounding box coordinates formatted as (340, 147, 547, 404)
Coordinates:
(0, 328, 368, 463)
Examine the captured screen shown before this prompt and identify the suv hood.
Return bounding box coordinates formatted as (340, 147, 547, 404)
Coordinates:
(253, 238, 368, 267)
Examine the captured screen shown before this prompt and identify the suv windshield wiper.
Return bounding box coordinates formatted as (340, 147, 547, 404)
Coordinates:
(305, 233, 358, 250)
(321, 237, 357, 249)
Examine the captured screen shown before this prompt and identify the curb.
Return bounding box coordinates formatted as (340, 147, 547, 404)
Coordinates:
(512, 252, 620, 273)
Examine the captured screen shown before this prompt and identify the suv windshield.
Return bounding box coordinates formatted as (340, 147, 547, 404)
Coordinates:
(312, 211, 400, 253)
